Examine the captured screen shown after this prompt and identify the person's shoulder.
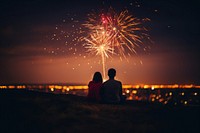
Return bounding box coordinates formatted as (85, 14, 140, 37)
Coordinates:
(115, 80, 122, 85)
(88, 81, 94, 85)
(102, 80, 108, 85)
(102, 80, 113, 86)
(89, 81, 94, 84)
(104, 79, 111, 83)
(90, 81, 102, 85)
(115, 80, 121, 83)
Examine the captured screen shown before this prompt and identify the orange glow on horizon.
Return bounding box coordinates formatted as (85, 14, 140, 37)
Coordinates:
(0, 84, 200, 90)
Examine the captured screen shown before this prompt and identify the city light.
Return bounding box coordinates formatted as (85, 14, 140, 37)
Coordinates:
(0, 84, 199, 106)
(126, 90, 130, 94)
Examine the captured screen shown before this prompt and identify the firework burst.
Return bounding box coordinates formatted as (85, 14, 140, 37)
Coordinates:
(84, 30, 114, 78)
(108, 10, 147, 56)
(83, 8, 150, 78)
(84, 9, 149, 58)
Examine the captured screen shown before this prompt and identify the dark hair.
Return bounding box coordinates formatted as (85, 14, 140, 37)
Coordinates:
(92, 72, 103, 83)
(108, 68, 116, 79)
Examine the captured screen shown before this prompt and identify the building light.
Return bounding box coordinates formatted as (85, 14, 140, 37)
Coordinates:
(126, 90, 130, 94)
(151, 86, 154, 90)
(151, 98, 155, 102)
(128, 96, 133, 100)
(50, 88, 54, 92)
(8, 86, 15, 89)
(159, 98, 164, 102)
(132, 90, 137, 94)
(0, 86, 7, 89)
(184, 101, 188, 105)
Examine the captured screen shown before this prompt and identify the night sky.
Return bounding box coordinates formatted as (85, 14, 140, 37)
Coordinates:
(0, 0, 200, 85)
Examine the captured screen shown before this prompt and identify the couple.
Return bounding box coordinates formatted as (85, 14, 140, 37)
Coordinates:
(87, 68, 125, 103)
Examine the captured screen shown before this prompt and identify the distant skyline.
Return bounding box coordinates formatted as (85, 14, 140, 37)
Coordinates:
(0, 0, 200, 84)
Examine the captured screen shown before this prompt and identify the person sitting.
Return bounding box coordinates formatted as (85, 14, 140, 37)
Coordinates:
(87, 72, 103, 101)
(101, 68, 125, 103)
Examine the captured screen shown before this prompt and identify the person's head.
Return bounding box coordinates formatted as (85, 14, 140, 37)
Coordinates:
(92, 72, 103, 83)
(108, 68, 116, 79)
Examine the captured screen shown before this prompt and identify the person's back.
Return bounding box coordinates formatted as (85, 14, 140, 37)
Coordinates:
(102, 79, 122, 103)
(88, 81, 102, 101)
(101, 68, 123, 103)
(87, 72, 103, 101)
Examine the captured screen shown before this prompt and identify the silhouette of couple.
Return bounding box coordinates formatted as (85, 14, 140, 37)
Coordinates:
(87, 68, 126, 103)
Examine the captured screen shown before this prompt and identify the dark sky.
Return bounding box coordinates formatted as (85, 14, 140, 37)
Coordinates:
(0, 0, 200, 85)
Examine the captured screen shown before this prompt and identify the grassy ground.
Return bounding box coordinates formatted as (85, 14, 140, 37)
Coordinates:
(0, 89, 199, 133)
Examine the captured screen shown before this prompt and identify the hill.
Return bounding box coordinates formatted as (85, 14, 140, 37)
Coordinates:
(0, 89, 199, 133)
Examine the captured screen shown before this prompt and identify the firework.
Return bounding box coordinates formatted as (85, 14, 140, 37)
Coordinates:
(84, 30, 114, 78)
(84, 9, 149, 57)
(83, 9, 149, 78)
(107, 10, 147, 57)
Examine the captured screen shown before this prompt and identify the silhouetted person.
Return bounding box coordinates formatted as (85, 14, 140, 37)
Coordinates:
(87, 72, 103, 101)
(101, 68, 124, 103)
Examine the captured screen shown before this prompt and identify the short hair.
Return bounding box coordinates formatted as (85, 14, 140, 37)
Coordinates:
(108, 68, 116, 78)
(92, 72, 103, 83)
